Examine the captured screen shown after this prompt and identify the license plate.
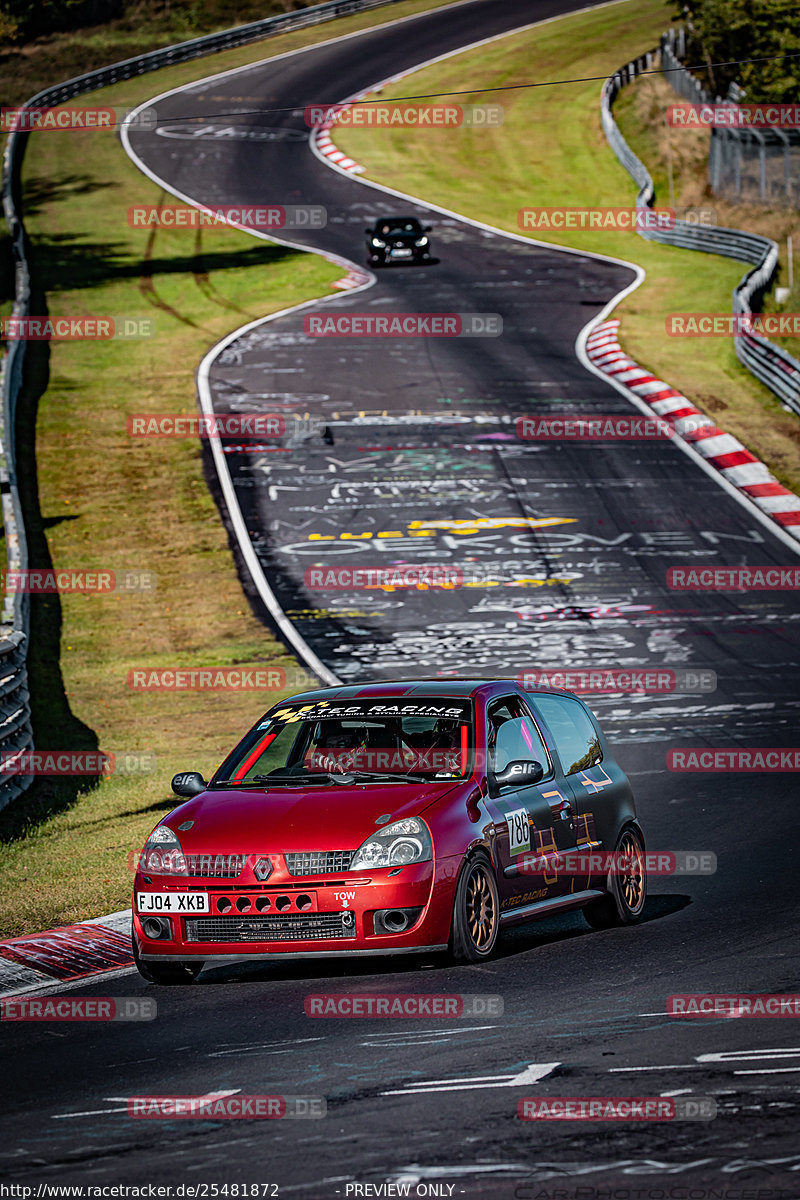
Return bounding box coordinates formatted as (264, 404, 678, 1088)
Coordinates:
(137, 892, 209, 913)
(391, 248, 412, 257)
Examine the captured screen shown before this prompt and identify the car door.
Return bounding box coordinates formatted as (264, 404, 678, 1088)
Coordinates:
(483, 695, 568, 910)
(514, 694, 581, 852)
(527, 692, 618, 893)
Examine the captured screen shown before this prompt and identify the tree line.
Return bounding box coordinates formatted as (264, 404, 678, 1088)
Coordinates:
(670, 0, 800, 103)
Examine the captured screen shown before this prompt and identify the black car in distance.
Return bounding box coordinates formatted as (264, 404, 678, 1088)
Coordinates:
(365, 215, 433, 265)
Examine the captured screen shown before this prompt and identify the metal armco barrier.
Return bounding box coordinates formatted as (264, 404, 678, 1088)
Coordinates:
(0, 631, 32, 806)
(0, 0, 407, 809)
(0, 191, 33, 807)
(600, 39, 800, 417)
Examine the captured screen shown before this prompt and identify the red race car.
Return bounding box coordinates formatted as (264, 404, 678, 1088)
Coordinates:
(132, 679, 646, 983)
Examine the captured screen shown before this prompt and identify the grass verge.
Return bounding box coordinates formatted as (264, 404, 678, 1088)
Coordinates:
(0, 0, 461, 938)
(334, 0, 800, 493)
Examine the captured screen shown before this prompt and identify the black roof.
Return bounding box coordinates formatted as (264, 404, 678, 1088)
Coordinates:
(371, 214, 422, 224)
(272, 678, 583, 704)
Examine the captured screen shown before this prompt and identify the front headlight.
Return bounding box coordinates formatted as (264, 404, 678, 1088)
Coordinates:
(414, 236, 428, 247)
(370, 237, 386, 248)
(139, 825, 187, 875)
(350, 817, 433, 870)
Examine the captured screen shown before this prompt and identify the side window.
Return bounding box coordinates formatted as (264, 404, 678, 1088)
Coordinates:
(488, 696, 551, 786)
(532, 695, 602, 775)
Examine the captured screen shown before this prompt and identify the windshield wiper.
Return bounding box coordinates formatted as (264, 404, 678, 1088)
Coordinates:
(343, 769, 430, 783)
(251, 770, 355, 785)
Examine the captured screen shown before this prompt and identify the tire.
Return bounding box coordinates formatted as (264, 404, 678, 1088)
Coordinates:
(133, 937, 203, 985)
(583, 825, 647, 929)
(450, 851, 500, 962)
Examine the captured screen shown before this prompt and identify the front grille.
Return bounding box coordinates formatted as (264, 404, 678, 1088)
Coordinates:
(186, 854, 246, 878)
(185, 913, 352, 943)
(285, 851, 355, 877)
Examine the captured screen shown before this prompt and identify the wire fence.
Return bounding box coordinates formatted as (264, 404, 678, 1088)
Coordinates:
(661, 32, 800, 207)
(601, 41, 800, 416)
(0, 0, 407, 810)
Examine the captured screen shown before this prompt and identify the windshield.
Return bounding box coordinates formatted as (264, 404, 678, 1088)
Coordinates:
(377, 218, 422, 235)
(214, 698, 474, 786)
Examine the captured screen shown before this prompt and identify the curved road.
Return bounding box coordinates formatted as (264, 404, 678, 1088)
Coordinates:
(3, 1, 800, 1194)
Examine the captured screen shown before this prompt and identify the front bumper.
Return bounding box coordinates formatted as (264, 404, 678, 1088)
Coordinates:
(367, 247, 429, 263)
(133, 857, 458, 960)
(138, 944, 448, 963)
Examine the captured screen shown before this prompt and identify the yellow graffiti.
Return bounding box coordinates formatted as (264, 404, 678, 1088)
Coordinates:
(307, 516, 575, 542)
(411, 517, 576, 532)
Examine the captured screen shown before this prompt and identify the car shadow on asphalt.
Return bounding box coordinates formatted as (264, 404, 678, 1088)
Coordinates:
(496, 892, 690, 960)
(368, 257, 440, 268)
(194, 894, 690, 987)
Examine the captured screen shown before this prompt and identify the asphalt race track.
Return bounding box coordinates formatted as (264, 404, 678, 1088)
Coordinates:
(3, 0, 800, 1195)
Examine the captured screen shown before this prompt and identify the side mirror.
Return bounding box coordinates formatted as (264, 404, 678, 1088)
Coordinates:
(171, 771, 206, 797)
(424, 225, 432, 232)
(493, 759, 544, 788)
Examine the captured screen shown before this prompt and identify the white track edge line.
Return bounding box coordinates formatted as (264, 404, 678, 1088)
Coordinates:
(308, 7, 800, 556)
(118, 0, 635, 686)
(0, 0, 671, 980)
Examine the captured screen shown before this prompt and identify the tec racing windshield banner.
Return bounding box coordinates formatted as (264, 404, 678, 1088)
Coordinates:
(262, 699, 473, 725)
